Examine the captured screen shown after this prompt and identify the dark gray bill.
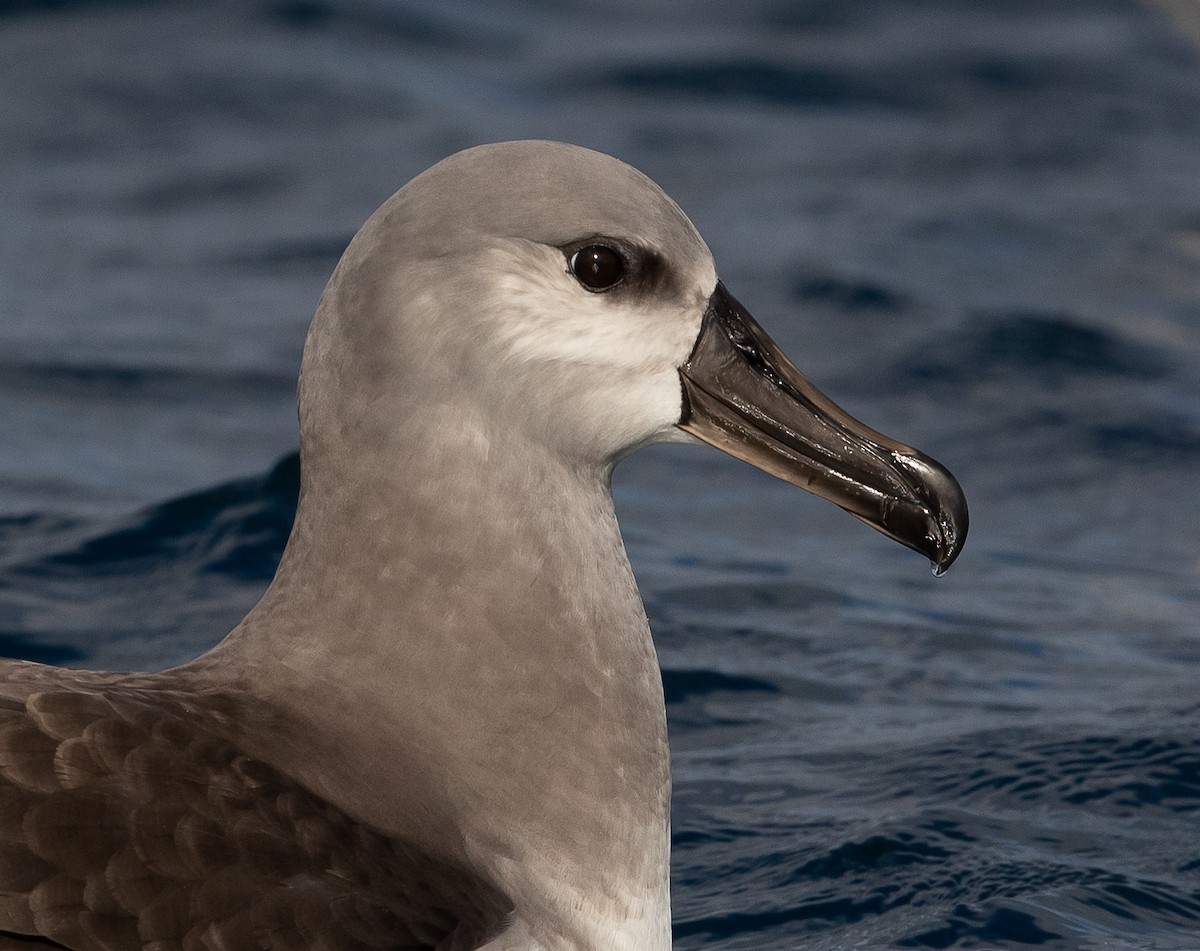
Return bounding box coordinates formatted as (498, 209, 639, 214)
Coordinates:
(678, 282, 968, 573)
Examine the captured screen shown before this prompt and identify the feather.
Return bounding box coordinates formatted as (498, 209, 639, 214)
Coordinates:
(0, 671, 510, 951)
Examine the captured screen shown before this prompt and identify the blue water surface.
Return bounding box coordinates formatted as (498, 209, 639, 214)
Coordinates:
(2, 1, 1199, 947)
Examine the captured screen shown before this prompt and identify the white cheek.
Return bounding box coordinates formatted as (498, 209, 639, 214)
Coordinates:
(477, 246, 711, 452)
(486, 251, 699, 373)
(604, 368, 690, 449)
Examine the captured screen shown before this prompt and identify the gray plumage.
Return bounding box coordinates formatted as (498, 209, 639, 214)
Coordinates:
(0, 664, 509, 951)
(0, 141, 710, 951)
(0, 140, 966, 951)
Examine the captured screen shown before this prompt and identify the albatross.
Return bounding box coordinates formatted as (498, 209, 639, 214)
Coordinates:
(0, 141, 966, 951)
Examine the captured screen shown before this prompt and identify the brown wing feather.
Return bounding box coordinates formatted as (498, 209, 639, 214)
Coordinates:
(0, 667, 509, 951)
(0, 932, 70, 951)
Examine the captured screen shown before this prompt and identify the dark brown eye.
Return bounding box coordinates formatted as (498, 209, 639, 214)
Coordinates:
(569, 245, 625, 291)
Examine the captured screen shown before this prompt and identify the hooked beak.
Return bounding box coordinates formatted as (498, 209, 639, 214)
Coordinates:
(678, 282, 968, 573)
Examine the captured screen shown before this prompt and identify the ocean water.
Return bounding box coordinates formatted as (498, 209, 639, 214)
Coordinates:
(2, 0, 1199, 947)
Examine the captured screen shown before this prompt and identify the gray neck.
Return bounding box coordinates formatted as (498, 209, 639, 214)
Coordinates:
(191, 421, 671, 950)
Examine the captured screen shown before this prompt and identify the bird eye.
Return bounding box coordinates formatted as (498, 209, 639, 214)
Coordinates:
(569, 245, 625, 291)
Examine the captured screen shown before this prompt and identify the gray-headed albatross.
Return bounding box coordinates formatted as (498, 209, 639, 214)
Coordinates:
(0, 141, 966, 951)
